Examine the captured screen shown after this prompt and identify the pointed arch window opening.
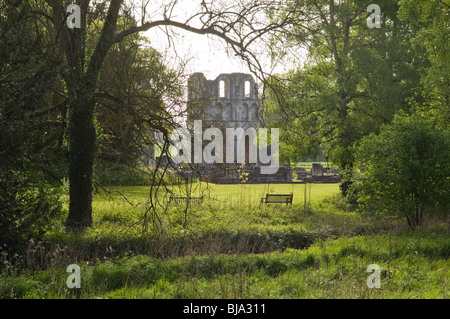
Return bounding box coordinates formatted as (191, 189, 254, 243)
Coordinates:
(219, 80, 226, 98)
(244, 80, 251, 98)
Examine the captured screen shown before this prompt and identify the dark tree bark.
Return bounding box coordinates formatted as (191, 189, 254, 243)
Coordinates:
(66, 96, 97, 228)
(63, 0, 123, 228)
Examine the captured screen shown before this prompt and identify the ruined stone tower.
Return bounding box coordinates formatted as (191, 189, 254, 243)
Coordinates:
(184, 72, 291, 183)
(187, 72, 262, 130)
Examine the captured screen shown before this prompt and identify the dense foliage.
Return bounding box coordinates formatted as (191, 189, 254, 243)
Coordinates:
(0, 0, 65, 248)
(264, 0, 449, 213)
(352, 112, 450, 228)
(0, 0, 182, 242)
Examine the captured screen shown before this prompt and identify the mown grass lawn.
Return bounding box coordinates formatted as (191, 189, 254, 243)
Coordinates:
(94, 182, 340, 206)
(89, 183, 347, 240)
(87, 183, 373, 251)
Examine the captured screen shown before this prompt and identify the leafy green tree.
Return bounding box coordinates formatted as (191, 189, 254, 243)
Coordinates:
(92, 18, 184, 167)
(264, 0, 421, 195)
(352, 112, 450, 229)
(0, 0, 64, 248)
(398, 0, 449, 121)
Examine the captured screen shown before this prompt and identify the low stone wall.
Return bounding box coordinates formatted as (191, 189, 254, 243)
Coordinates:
(188, 164, 341, 184)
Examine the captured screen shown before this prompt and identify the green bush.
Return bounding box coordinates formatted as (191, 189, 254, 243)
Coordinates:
(352, 112, 450, 228)
(0, 169, 64, 250)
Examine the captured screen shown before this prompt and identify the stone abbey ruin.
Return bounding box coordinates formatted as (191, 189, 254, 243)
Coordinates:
(151, 72, 341, 184)
(185, 72, 291, 183)
(184, 72, 340, 184)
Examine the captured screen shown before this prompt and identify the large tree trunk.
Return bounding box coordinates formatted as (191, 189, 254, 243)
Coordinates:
(66, 96, 97, 228)
(62, 0, 123, 228)
(339, 163, 353, 197)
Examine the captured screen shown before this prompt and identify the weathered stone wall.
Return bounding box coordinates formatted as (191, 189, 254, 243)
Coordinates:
(187, 72, 262, 130)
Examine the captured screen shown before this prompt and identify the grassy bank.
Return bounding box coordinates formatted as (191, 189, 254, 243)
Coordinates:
(1, 183, 448, 299)
(1, 227, 448, 299)
(18, 183, 396, 268)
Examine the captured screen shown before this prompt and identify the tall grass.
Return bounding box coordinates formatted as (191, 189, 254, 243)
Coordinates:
(1, 227, 448, 299)
(1, 183, 372, 273)
(1, 182, 447, 299)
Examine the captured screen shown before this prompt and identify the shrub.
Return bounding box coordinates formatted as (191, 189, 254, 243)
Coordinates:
(352, 112, 450, 229)
(0, 169, 64, 251)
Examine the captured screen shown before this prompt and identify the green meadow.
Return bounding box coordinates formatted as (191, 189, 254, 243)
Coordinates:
(1, 182, 448, 299)
(96, 182, 338, 206)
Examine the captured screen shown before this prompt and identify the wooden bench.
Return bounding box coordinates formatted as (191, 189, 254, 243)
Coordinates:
(260, 193, 293, 205)
(168, 196, 204, 205)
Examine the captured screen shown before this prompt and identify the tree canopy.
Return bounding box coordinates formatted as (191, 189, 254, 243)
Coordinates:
(353, 111, 450, 228)
(263, 0, 446, 197)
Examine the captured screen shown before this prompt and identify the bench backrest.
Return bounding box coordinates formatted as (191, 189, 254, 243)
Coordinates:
(265, 194, 293, 203)
(169, 196, 203, 205)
